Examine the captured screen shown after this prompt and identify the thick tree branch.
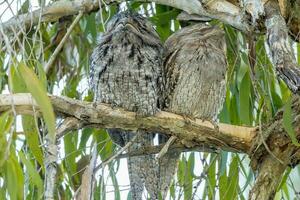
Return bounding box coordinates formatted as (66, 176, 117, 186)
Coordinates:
(0, 93, 255, 153)
(1, 0, 99, 34)
(249, 96, 300, 199)
(2, 93, 300, 199)
(1, 0, 249, 35)
(264, 0, 300, 94)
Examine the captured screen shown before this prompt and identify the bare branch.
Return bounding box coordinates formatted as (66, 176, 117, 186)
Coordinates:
(94, 134, 139, 172)
(157, 136, 177, 159)
(56, 117, 84, 139)
(44, 11, 83, 74)
(1, 0, 250, 35)
(116, 143, 219, 159)
(0, 93, 255, 153)
(79, 143, 98, 200)
(1, 0, 99, 34)
(264, 1, 300, 93)
(249, 96, 300, 200)
(44, 134, 58, 200)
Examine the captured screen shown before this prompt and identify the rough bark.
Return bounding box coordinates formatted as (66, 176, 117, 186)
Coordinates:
(264, 0, 300, 94)
(249, 96, 300, 199)
(0, 0, 247, 35)
(1, 0, 299, 40)
(1, 0, 99, 34)
(44, 135, 58, 200)
(1, 0, 300, 198)
(1, 92, 300, 199)
(249, 155, 287, 200)
(0, 93, 255, 153)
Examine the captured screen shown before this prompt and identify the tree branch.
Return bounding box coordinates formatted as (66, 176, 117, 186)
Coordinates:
(249, 96, 300, 199)
(264, 0, 300, 94)
(44, 11, 83, 74)
(116, 143, 219, 159)
(0, 93, 255, 153)
(1, 0, 99, 34)
(1, 0, 248, 35)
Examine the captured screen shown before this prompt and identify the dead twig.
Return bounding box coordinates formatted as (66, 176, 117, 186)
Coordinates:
(44, 11, 83, 74)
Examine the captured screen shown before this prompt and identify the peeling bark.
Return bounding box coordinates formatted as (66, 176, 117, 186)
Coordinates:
(44, 135, 58, 200)
(265, 0, 300, 94)
(249, 96, 300, 199)
(0, 93, 255, 152)
(1, 91, 300, 199)
(249, 155, 287, 200)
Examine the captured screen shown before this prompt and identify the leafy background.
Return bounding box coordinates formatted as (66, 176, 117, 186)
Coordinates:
(0, 1, 300, 199)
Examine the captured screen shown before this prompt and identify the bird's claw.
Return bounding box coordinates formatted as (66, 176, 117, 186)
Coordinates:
(182, 115, 195, 125)
(210, 120, 219, 132)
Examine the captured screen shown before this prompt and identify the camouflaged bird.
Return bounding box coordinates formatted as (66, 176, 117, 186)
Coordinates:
(161, 23, 227, 195)
(89, 11, 163, 200)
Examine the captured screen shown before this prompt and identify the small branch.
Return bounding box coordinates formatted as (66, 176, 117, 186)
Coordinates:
(79, 143, 98, 200)
(249, 155, 287, 200)
(157, 136, 177, 159)
(0, 93, 256, 153)
(116, 143, 219, 159)
(1, 0, 250, 36)
(1, 0, 99, 34)
(249, 96, 300, 200)
(44, 11, 83, 74)
(56, 117, 84, 139)
(43, 134, 58, 200)
(94, 134, 139, 172)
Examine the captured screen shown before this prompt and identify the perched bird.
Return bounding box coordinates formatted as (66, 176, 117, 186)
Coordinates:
(89, 11, 163, 200)
(162, 23, 227, 194)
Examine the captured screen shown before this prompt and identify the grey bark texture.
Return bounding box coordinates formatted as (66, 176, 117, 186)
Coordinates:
(89, 11, 163, 199)
(265, 0, 300, 94)
(249, 96, 300, 200)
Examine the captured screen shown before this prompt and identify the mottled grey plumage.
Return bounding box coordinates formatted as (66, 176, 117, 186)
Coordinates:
(164, 23, 227, 119)
(161, 23, 227, 194)
(90, 11, 163, 199)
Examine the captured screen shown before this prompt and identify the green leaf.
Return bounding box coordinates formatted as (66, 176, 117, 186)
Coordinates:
(297, 43, 300, 64)
(170, 181, 175, 199)
(94, 129, 113, 160)
(207, 155, 217, 199)
(64, 132, 79, 188)
(0, 112, 13, 168)
(17, 0, 29, 15)
(17, 62, 56, 141)
(283, 98, 300, 146)
(219, 167, 228, 199)
(5, 150, 24, 200)
(19, 151, 43, 198)
(22, 115, 44, 167)
(79, 128, 92, 149)
(177, 155, 186, 187)
(109, 164, 120, 200)
(9, 65, 27, 93)
(277, 167, 291, 191)
(9, 65, 44, 166)
(184, 153, 194, 200)
(36, 61, 48, 90)
(239, 70, 251, 125)
(219, 151, 228, 176)
(224, 155, 239, 200)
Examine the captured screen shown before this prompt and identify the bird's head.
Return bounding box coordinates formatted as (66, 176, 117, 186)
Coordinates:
(103, 11, 161, 46)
